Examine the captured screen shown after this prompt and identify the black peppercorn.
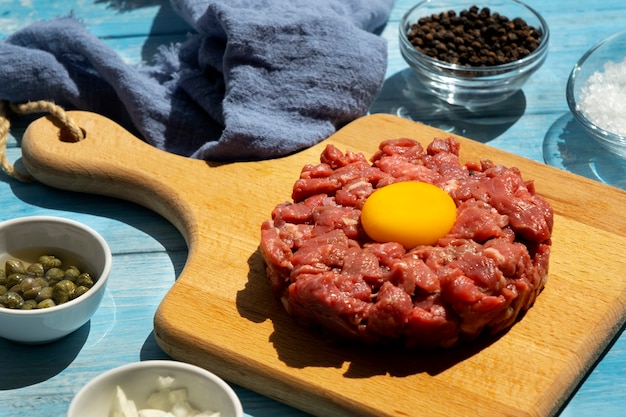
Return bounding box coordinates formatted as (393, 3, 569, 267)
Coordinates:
(406, 5, 542, 67)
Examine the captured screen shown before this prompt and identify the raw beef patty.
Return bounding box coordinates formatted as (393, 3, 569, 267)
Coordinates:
(260, 137, 553, 349)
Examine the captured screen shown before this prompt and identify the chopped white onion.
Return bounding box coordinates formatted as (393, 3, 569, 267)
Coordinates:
(110, 377, 221, 417)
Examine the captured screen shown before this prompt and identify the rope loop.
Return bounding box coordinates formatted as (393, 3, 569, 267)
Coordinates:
(0, 100, 84, 183)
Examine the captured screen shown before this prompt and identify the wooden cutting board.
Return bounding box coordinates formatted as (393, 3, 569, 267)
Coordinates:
(21, 112, 626, 417)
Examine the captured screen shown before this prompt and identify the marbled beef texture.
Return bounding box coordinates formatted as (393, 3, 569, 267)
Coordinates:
(260, 138, 553, 349)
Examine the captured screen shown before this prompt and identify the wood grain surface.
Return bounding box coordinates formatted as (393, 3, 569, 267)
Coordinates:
(19, 111, 626, 417)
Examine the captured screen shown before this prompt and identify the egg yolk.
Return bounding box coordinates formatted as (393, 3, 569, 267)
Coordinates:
(360, 181, 457, 248)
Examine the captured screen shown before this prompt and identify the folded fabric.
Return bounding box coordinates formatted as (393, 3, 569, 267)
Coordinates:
(0, 0, 393, 161)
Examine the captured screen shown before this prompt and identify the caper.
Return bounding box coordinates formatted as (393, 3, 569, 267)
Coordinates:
(45, 267, 66, 286)
(6, 273, 26, 288)
(36, 299, 56, 309)
(17, 277, 42, 300)
(52, 280, 76, 304)
(5, 259, 26, 275)
(36, 286, 53, 302)
(22, 299, 38, 310)
(0, 285, 6, 296)
(64, 266, 81, 282)
(0, 291, 24, 309)
(76, 273, 94, 288)
(0, 269, 5, 286)
(26, 262, 45, 277)
(34, 277, 48, 288)
(72, 286, 90, 299)
(38, 255, 62, 269)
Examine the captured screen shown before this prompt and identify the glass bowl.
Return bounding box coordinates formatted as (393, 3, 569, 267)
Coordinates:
(0, 216, 111, 344)
(566, 29, 626, 158)
(399, 0, 549, 108)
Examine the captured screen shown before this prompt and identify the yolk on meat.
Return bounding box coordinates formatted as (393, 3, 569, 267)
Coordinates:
(360, 181, 457, 248)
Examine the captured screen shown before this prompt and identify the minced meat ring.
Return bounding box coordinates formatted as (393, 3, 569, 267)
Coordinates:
(260, 137, 553, 349)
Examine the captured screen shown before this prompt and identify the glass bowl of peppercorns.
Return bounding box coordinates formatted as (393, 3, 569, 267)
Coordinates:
(399, 0, 549, 108)
(0, 216, 111, 343)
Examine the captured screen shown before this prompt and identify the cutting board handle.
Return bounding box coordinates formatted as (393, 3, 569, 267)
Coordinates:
(20, 111, 212, 244)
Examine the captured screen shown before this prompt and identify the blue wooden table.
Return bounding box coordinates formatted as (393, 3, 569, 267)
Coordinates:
(1, 1, 626, 416)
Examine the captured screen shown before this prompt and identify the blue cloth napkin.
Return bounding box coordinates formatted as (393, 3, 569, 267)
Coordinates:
(0, 0, 393, 161)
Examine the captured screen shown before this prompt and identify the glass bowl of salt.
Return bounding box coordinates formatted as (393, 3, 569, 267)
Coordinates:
(567, 29, 626, 158)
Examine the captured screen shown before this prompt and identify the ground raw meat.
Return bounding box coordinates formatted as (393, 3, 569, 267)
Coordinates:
(260, 137, 553, 349)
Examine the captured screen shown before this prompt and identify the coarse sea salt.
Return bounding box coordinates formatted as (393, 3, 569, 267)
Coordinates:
(577, 57, 626, 136)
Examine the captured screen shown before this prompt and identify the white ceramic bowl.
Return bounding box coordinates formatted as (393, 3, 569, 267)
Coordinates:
(399, 0, 549, 108)
(67, 360, 244, 417)
(567, 29, 626, 157)
(0, 216, 111, 343)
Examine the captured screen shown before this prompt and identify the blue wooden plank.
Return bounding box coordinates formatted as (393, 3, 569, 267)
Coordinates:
(0, 0, 193, 39)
